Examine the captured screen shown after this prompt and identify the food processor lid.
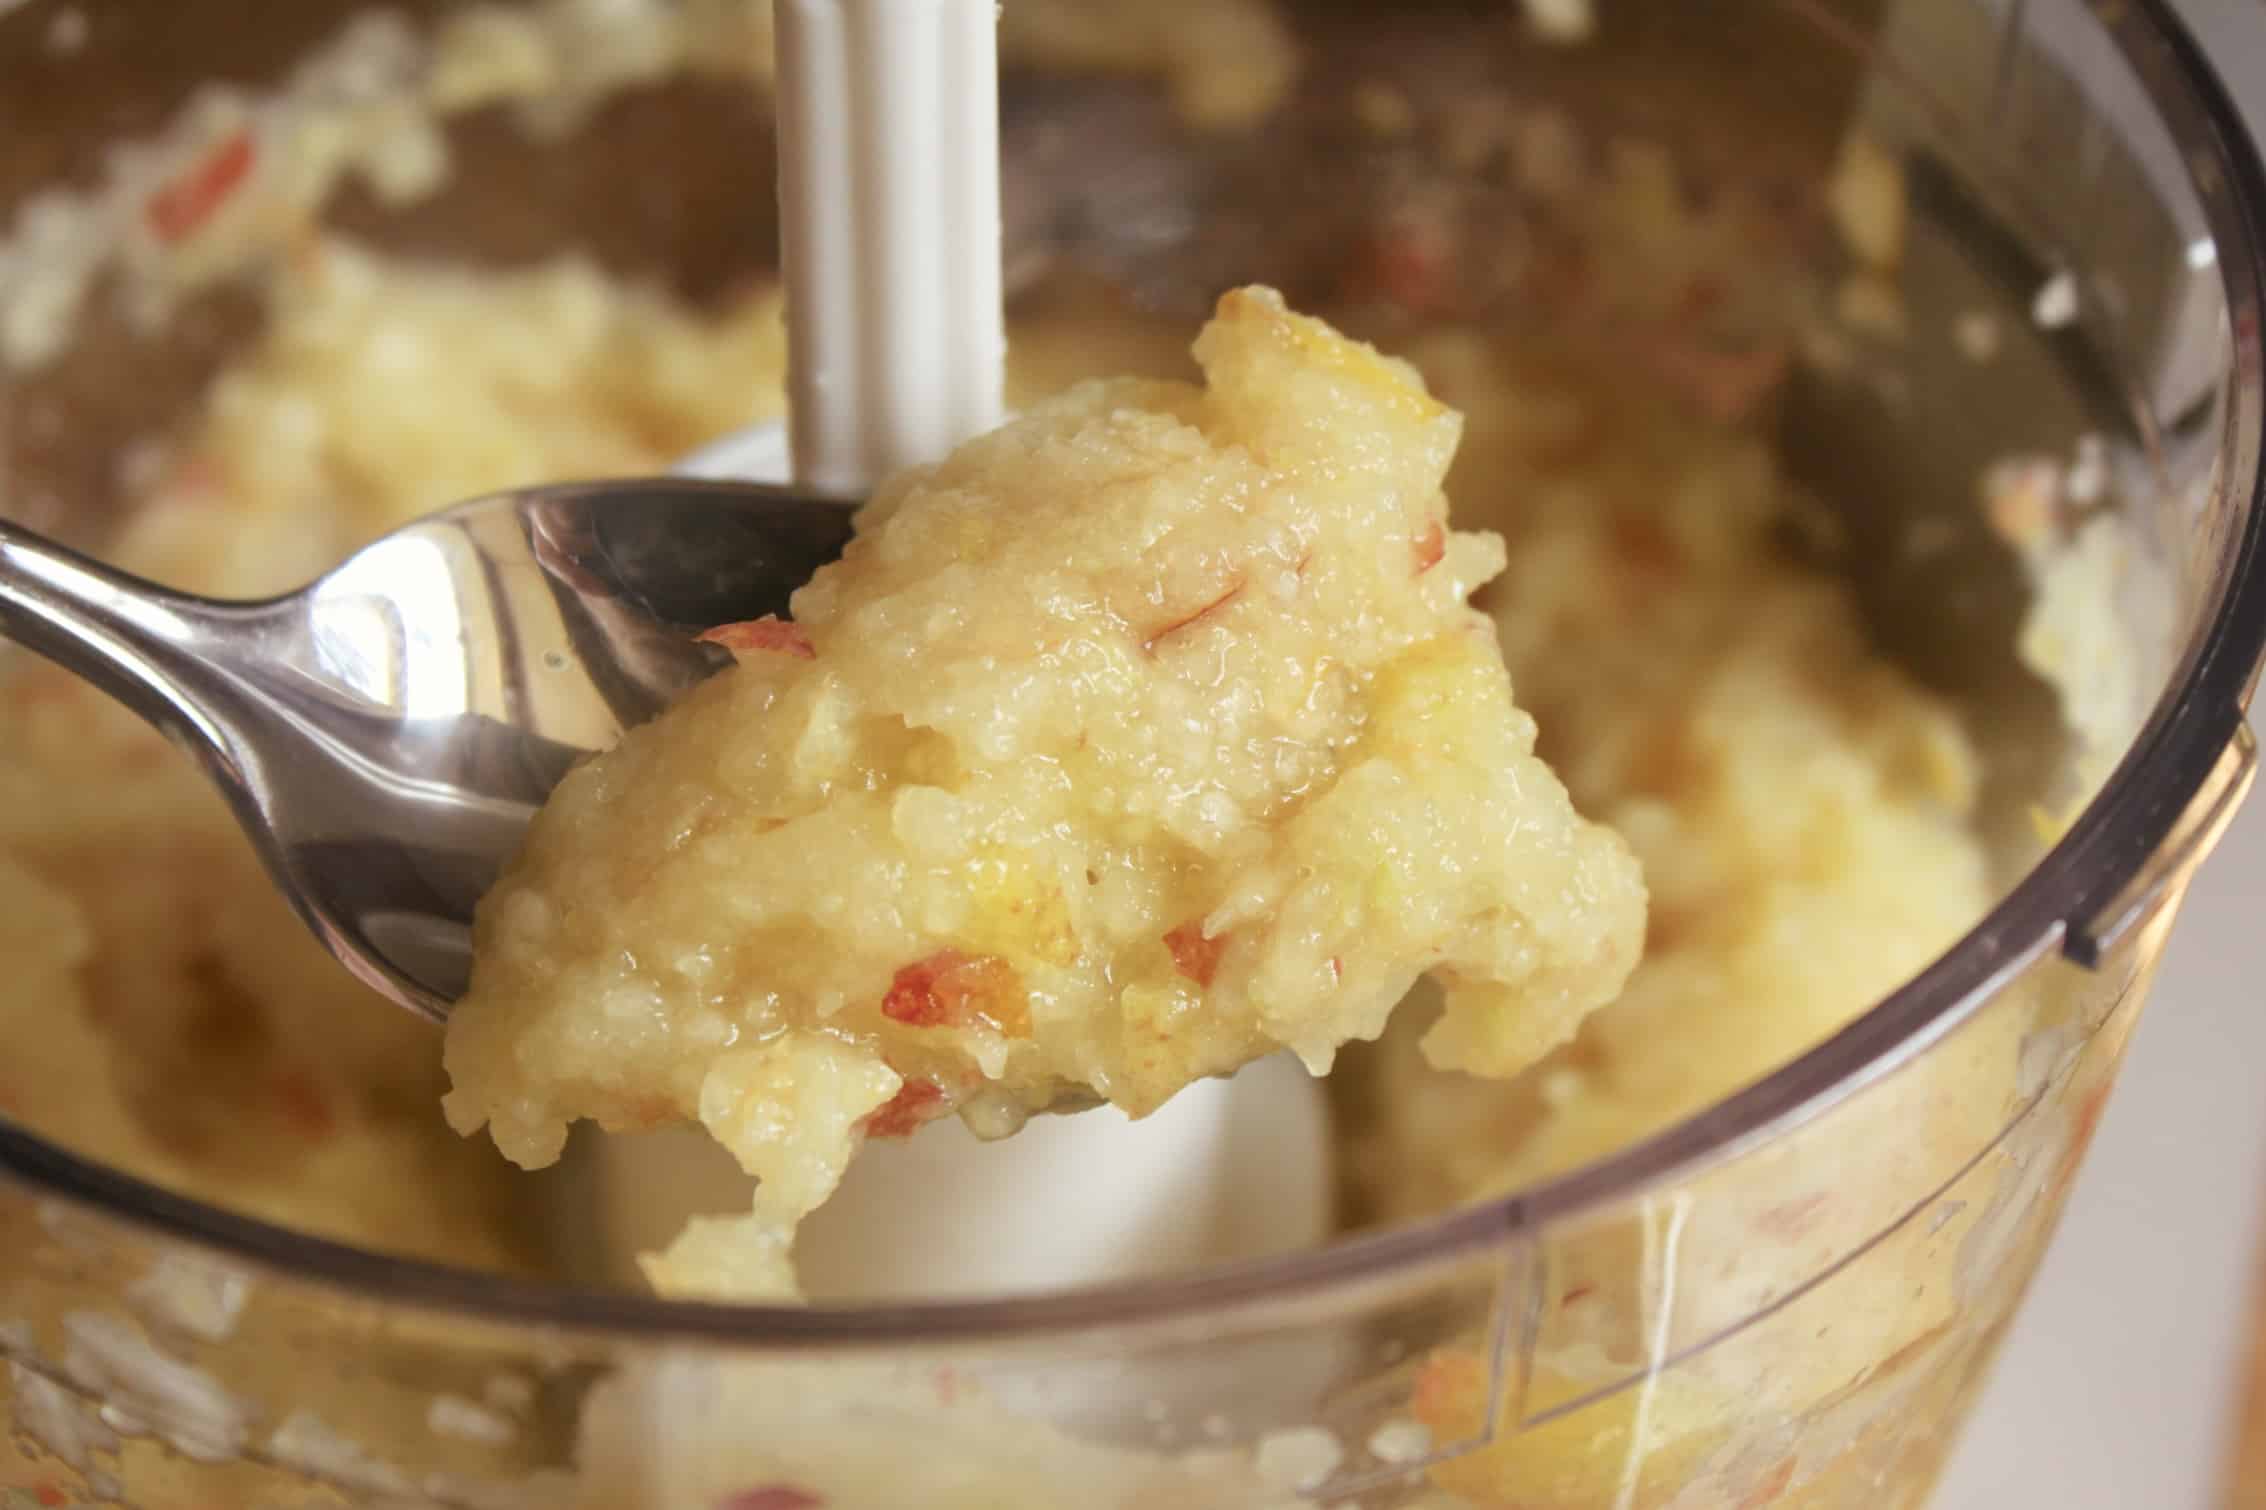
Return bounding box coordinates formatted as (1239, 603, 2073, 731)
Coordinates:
(4, 0, 2266, 1347)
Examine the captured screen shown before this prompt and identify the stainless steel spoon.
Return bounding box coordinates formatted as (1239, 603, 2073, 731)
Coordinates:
(0, 478, 855, 1022)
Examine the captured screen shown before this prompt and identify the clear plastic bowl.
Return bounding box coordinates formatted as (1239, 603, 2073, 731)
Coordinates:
(3, 1, 2265, 1506)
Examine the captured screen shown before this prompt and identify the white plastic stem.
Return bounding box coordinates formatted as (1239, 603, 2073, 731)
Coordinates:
(623, 2, 1334, 1311)
(774, 0, 1007, 494)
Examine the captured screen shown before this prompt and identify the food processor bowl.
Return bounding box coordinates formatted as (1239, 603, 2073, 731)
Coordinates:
(4, 1, 2265, 1506)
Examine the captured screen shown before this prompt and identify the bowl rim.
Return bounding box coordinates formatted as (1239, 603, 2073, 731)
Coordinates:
(4, 0, 2264, 1351)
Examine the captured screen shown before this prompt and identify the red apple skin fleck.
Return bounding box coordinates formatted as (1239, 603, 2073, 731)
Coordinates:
(1610, 514, 1683, 579)
(594, 1095, 679, 1133)
(716, 1488, 824, 1510)
(1652, 338, 1791, 426)
(881, 957, 957, 1027)
(273, 1069, 336, 1142)
(1735, 1456, 1798, 1509)
(1413, 521, 1447, 574)
(881, 951, 1028, 1036)
(2047, 1079, 2116, 1205)
(1141, 577, 1246, 654)
(1674, 277, 1727, 324)
(1755, 1192, 1831, 1241)
(1411, 1351, 1486, 1429)
(698, 617, 815, 659)
(1350, 218, 1461, 317)
(861, 1080, 947, 1140)
(156, 455, 226, 506)
(1164, 921, 1226, 987)
(148, 131, 257, 243)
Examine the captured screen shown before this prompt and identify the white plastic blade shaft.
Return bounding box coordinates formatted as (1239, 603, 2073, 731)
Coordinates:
(775, 0, 1007, 494)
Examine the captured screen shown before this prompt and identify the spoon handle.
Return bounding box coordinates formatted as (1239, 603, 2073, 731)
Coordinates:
(0, 517, 243, 765)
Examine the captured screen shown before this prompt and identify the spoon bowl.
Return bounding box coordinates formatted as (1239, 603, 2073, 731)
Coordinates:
(0, 476, 856, 1020)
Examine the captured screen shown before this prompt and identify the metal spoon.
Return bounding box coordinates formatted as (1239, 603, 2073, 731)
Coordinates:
(0, 478, 855, 1022)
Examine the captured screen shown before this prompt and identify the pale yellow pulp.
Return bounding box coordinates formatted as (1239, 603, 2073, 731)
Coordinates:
(441, 288, 1647, 1298)
(0, 234, 1988, 1289)
(0, 4, 2051, 1504)
(0, 225, 2010, 1505)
